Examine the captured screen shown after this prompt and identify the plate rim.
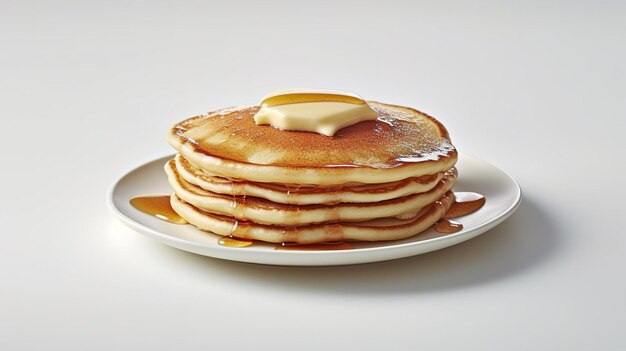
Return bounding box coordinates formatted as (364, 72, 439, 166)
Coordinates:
(107, 153, 522, 265)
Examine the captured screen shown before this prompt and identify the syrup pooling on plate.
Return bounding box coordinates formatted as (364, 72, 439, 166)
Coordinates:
(435, 219, 463, 233)
(130, 195, 188, 224)
(445, 192, 485, 218)
(218, 236, 253, 248)
(433, 191, 486, 233)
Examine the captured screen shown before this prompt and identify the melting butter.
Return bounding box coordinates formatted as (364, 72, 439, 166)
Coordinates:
(253, 90, 379, 136)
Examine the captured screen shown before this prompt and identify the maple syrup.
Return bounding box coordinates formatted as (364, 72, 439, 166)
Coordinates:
(129, 195, 188, 224)
(445, 192, 485, 218)
(433, 191, 486, 233)
(130, 188, 484, 248)
(261, 90, 365, 107)
(218, 236, 253, 248)
(434, 219, 463, 233)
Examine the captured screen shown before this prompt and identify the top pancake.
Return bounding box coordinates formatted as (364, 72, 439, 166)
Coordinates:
(168, 101, 457, 185)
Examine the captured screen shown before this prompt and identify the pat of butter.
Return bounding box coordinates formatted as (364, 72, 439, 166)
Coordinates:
(253, 90, 379, 136)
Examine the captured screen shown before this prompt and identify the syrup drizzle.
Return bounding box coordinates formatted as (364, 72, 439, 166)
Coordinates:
(434, 219, 463, 233)
(218, 236, 253, 248)
(130, 190, 485, 247)
(179, 155, 442, 197)
(261, 91, 365, 107)
(445, 192, 485, 218)
(129, 195, 188, 224)
(434, 191, 486, 234)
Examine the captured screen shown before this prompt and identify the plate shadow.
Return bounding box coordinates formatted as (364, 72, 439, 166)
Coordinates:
(152, 195, 560, 295)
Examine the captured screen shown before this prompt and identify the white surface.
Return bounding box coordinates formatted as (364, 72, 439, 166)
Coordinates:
(1, 1, 624, 350)
(108, 154, 521, 266)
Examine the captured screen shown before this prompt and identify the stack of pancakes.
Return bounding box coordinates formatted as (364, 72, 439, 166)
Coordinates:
(166, 101, 458, 244)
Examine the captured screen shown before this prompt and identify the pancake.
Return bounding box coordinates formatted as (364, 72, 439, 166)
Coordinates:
(166, 159, 457, 226)
(174, 154, 444, 205)
(167, 102, 457, 185)
(170, 191, 455, 243)
(166, 98, 459, 244)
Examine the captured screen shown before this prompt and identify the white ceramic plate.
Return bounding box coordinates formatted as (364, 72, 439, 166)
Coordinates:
(107, 154, 521, 266)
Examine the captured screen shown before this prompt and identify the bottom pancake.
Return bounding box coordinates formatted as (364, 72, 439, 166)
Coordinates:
(170, 192, 455, 244)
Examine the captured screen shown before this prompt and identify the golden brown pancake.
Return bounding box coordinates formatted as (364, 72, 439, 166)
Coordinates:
(174, 154, 444, 205)
(165, 159, 457, 226)
(167, 102, 457, 185)
(166, 99, 459, 244)
(170, 192, 455, 244)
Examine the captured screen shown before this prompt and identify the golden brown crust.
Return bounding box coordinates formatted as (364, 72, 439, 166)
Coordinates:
(169, 102, 456, 169)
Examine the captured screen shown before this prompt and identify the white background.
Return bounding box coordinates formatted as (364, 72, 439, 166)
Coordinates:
(1, 1, 625, 350)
